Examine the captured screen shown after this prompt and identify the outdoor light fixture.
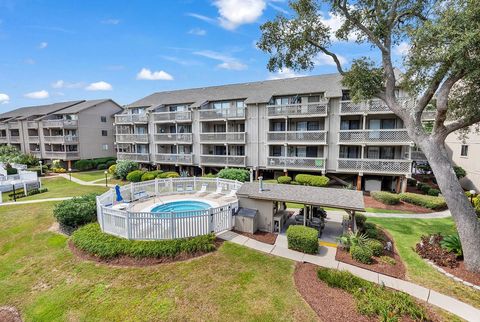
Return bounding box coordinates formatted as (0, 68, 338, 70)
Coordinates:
(68, 168, 72, 181)
(104, 170, 108, 187)
(39, 160, 43, 175)
(470, 189, 476, 204)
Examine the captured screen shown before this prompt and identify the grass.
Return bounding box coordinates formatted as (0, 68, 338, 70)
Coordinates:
(286, 203, 414, 214)
(369, 217, 480, 308)
(20, 177, 108, 201)
(71, 170, 110, 182)
(0, 202, 317, 321)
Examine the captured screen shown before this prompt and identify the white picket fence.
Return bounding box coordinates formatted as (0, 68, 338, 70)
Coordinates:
(96, 177, 242, 240)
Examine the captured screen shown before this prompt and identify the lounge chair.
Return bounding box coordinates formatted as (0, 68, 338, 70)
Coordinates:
(221, 189, 237, 200)
(208, 185, 223, 197)
(195, 183, 208, 196)
(176, 184, 185, 193)
(185, 184, 194, 193)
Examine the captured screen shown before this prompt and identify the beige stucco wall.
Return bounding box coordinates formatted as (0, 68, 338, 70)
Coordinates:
(237, 196, 274, 232)
(446, 129, 480, 191)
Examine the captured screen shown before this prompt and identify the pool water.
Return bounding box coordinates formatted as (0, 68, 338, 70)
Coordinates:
(151, 200, 211, 213)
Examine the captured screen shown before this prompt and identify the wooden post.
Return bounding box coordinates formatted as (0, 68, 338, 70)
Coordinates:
(303, 205, 307, 226)
(401, 176, 408, 193)
(395, 176, 402, 193)
(356, 174, 362, 191)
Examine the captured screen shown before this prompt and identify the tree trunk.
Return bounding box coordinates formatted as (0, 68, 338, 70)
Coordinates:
(419, 138, 480, 272)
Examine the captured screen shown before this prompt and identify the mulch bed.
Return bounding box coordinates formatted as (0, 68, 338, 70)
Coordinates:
(364, 195, 432, 214)
(335, 229, 406, 279)
(443, 261, 480, 287)
(68, 239, 222, 267)
(0, 307, 22, 322)
(232, 230, 277, 245)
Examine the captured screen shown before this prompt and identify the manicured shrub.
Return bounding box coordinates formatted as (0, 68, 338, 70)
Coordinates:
(453, 166, 466, 179)
(158, 171, 180, 179)
(53, 194, 97, 233)
(97, 163, 107, 170)
(294, 174, 312, 185)
(309, 175, 330, 187)
(420, 184, 431, 194)
(370, 191, 401, 205)
(126, 170, 145, 182)
(286, 225, 318, 254)
(365, 239, 384, 257)
(399, 192, 446, 210)
(217, 168, 249, 182)
(427, 188, 440, 196)
(277, 175, 292, 184)
(53, 167, 67, 173)
(407, 178, 417, 187)
(115, 160, 139, 179)
(363, 222, 381, 240)
(354, 213, 367, 230)
(202, 173, 217, 178)
(440, 234, 463, 257)
(108, 164, 116, 176)
(75, 159, 94, 171)
(71, 223, 217, 259)
(106, 160, 116, 168)
(141, 171, 162, 181)
(350, 245, 373, 264)
(91, 157, 116, 167)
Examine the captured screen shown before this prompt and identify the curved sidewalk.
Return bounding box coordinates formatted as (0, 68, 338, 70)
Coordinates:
(363, 209, 451, 219)
(218, 231, 479, 321)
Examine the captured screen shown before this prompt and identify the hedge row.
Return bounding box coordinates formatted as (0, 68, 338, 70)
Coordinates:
(71, 223, 217, 259)
(399, 192, 446, 210)
(370, 191, 401, 205)
(53, 194, 98, 233)
(126, 170, 180, 182)
(286, 225, 318, 254)
(75, 158, 116, 171)
(294, 174, 329, 187)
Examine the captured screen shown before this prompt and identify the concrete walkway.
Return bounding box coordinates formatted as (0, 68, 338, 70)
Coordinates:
(0, 197, 72, 206)
(325, 209, 451, 219)
(57, 173, 115, 188)
(217, 230, 479, 321)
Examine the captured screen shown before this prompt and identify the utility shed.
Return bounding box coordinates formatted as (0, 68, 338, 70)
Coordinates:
(234, 207, 259, 234)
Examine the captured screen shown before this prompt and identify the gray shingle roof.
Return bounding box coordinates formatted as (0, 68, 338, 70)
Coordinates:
(126, 73, 345, 109)
(237, 183, 365, 211)
(0, 100, 83, 121)
(51, 99, 116, 114)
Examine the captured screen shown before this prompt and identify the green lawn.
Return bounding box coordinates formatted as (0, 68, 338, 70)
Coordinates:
(369, 217, 480, 309)
(0, 202, 317, 322)
(286, 203, 413, 214)
(20, 177, 108, 201)
(71, 170, 110, 182)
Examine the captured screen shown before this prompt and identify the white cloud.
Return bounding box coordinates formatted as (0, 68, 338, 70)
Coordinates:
(38, 42, 48, 49)
(188, 28, 207, 36)
(186, 13, 217, 24)
(24, 58, 35, 65)
(51, 80, 85, 89)
(268, 2, 289, 15)
(24, 90, 49, 99)
(194, 50, 247, 70)
(268, 68, 305, 80)
(101, 18, 120, 25)
(136, 68, 174, 81)
(0, 93, 9, 104)
(85, 81, 112, 91)
(394, 41, 411, 56)
(319, 11, 357, 41)
(314, 52, 348, 67)
(214, 0, 266, 30)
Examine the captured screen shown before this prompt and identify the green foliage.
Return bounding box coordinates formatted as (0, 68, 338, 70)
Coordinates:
(294, 174, 329, 187)
(337, 230, 369, 251)
(427, 188, 440, 197)
(74, 159, 94, 171)
(363, 222, 381, 240)
(407, 178, 417, 187)
(0, 145, 39, 166)
(355, 213, 367, 230)
(51, 160, 62, 170)
(71, 223, 217, 259)
(53, 194, 97, 232)
(453, 166, 466, 179)
(126, 170, 145, 182)
(277, 175, 292, 184)
(440, 234, 463, 257)
(96, 163, 107, 170)
(342, 58, 384, 102)
(158, 171, 180, 179)
(350, 245, 373, 264)
(286, 225, 318, 254)
(108, 164, 116, 176)
(217, 168, 249, 182)
(202, 173, 217, 178)
(106, 160, 116, 168)
(141, 170, 163, 182)
(5, 164, 17, 175)
(399, 192, 447, 210)
(473, 196, 480, 216)
(366, 239, 384, 257)
(115, 160, 139, 180)
(370, 191, 401, 205)
(379, 256, 396, 266)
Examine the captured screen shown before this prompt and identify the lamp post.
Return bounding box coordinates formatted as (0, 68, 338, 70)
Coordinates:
(39, 160, 43, 175)
(68, 168, 72, 181)
(104, 170, 108, 187)
(470, 189, 476, 205)
(12, 184, 16, 202)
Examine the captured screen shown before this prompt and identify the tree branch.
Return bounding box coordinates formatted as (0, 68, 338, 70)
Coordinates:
(414, 62, 453, 114)
(305, 39, 345, 74)
(432, 71, 465, 135)
(445, 113, 480, 134)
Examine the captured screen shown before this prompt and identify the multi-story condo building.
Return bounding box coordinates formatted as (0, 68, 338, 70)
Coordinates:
(115, 73, 434, 192)
(0, 99, 123, 167)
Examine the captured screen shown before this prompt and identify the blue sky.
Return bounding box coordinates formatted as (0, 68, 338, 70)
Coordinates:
(0, 0, 406, 110)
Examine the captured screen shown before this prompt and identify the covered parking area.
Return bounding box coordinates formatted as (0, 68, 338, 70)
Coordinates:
(235, 182, 365, 243)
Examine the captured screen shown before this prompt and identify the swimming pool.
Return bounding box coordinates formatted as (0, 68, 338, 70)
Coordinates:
(151, 200, 212, 213)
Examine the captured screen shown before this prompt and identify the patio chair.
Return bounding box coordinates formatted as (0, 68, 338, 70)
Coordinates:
(176, 184, 185, 193)
(208, 185, 224, 197)
(195, 183, 208, 196)
(294, 214, 305, 225)
(185, 184, 194, 193)
(221, 189, 237, 200)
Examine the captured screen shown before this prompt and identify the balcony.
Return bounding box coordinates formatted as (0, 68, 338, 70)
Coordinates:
(200, 155, 246, 167)
(27, 121, 38, 129)
(267, 156, 326, 171)
(153, 133, 192, 143)
(7, 122, 20, 129)
(199, 132, 245, 143)
(340, 98, 412, 115)
(42, 119, 78, 128)
(337, 158, 412, 175)
(267, 102, 328, 118)
(338, 129, 411, 145)
(44, 151, 79, 160)
(9, 136, 21, 143)
(117, 152, 150, 163)
(0, 136, 7, 143)
(0, 124, 6, 130)
(43, 136, 78, 144)
(31, 151, 42, 158)
(421, 111, 436, 121)
(28, 136, 40, 143)
(199, 107, 245, 120)
(115, 133, 149, 143)
(411, 150, 427, 161)
(154, 153, 193, 165)
(152, 111, 191, 123)
(267, 130, 327, 144)
(115, 114, 149, 124)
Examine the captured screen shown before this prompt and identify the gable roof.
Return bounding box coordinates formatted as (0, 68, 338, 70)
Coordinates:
(0, 101, 83, 121)
(51, 99, 119, 114)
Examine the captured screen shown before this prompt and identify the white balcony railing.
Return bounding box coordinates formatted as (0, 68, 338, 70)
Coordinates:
(27, 121, 38, 129)
(151, 111, 192, 123)
(28, 136, 40, 143)
(42, 119, 78, 128)
(411, 150, 427, 161)
(338, 129, 411, 144)
(267, 130, 327, 144)
(9, 136, 21, 143)
(43, 136, 78, 143)
(154, 153, 193, 164)
(117, 152, 150, 162)
(115, 114, 149, 124)
(267, 156, 326, 171)
(7, 122, 20, 129)
(199, 132, 245, 143)
(115, 133, 149, 143)
(337, 158, 412, 174)
(200, 155, 246, 167)
(340, 98, 412, 115)
(44, 151, 79, 159)
(421, 111, 436, 121)
(199, 107, 245, 120)
(266, 102, 328, 118)
(0, 137, 7, 143)
(153, 133, 192, 143)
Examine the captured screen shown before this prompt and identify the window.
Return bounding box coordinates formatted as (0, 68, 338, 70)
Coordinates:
(461, 145, 469, 157)
(102, 144, 109, 151)
(341, 90, 350, 101)
(100, 116, 107, 123)
(101, 130, 108, 136)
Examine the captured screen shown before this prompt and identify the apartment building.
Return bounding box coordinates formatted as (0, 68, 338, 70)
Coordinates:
(0, 99, 123, 167)
(115, 73, 434, 192)
(446, 130, 480, 191)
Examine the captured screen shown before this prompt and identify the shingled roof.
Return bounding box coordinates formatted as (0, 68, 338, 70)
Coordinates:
(0, 101, 83, 121)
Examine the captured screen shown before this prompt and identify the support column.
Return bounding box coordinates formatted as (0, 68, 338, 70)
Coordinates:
(356, 173, 362, 191)
(401, 175, 408, 193)
(201, 166, 205, 176)
(395, 176, 402, 193)
(67, 160, 71, 170)
(283, 169, 288, 177)
(255, 168, 259, 181)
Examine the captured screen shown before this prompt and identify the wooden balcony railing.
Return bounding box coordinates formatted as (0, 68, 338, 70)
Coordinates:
(199, 132, 245, 143)
(199, 107, 245, 120)
(266, 102, 328, 118)
(115, 134, 149, 143)
(154, 153, 193, 164)
(115, 114, 149, 124)
(338, 129, 411, 144)
(117, 152, 150, 162)
(153, 133, 192, 143)
(200, 155, 246, 167)
(42, 119, 78, 128)
(267, 130, 327, 144)
(337, 158, 412, 174)
(44, 151, 79, 159)
(340, 98, 413, 115)
(43, 136, 78, 144)
(151, 111, 191, 123)
(267, 156, 326, 171)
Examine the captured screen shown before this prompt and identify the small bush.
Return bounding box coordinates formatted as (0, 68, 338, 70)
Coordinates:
(363, 222, 381, 240)
(116, 160, 139, 179)
(399, 192, 446, 210)
(71, 223, 217, 259)
(420, 185, 431, 194)
(366, 239, 384, 257)
(75, 159, 94, 171)
(6, 165, 17, 175)
(158, 171, 180, 179)
(453, 166, 466, 179)
(126, 170, 145, 182)
(286, 225, 318, 254)
(106, 160, 116, 168)
(350, 245, 373, 264)
(53, 167, 67, 173)
(354, 213, 367, 230)
(295, 174, 312, 185)
(407, 178, 417, 187)
(309, 175, 330, 187)
(141, 171, 163, 181)
(97, 163, 107, 170)
(217, 168, 249, 182)
(53, 194, 97, 233)
(440, 234, 463, 257)
(337, 231, 368, 251)
(427, 188, 440, 196)
(108, 164, 116, 176)
(379, 256, 396, 266)
(277, 175, 292, 184)
(202, 173, 217, 178)
(370, 191, 401, 205)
